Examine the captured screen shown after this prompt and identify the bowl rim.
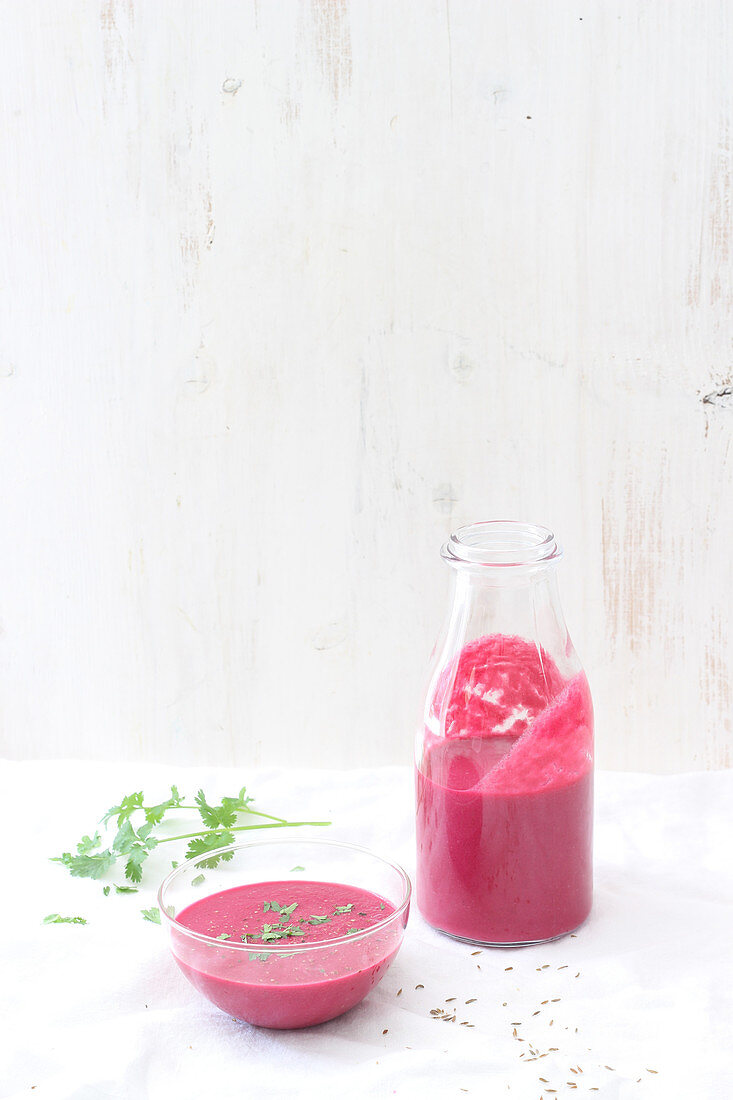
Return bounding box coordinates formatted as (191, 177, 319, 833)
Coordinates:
(157, 836, 412, 953)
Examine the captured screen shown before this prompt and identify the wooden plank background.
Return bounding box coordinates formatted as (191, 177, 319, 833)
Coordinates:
(0, 0, 731, 770)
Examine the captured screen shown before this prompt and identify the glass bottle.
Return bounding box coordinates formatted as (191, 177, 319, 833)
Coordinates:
(415, 521, 593, 946)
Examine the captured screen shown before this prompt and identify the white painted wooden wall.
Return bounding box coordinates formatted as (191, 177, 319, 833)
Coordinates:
(1, 1, 731, 772)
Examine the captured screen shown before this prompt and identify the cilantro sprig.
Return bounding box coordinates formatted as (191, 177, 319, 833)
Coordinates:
(52, 784, 330, 891)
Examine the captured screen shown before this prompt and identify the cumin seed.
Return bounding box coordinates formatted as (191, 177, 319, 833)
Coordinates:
(557, 965, 568, 970)
(646, 1069, 658, 1074)
(505, 966, 513, 971)
(445, 997, 456, 1002)
(382, 1029, 388, 1035)
(471, 950, 482, 956)
(605, 1066, 615, 1071)
(397, 989, 402, 996)
(465, 998, 477, 1004)
(550, 998, 560, 1002)
(415, 984, 424, 989)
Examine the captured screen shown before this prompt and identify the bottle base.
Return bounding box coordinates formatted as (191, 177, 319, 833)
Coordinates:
(429, 915, 589, 949)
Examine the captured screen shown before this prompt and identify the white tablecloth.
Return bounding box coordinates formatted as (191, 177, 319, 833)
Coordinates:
(2, 761, 731, 1099)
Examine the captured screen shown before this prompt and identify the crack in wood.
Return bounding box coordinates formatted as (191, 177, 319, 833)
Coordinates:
(702, 386, 733, 408)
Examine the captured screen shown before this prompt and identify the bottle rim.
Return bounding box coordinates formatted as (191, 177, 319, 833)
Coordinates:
(441, 520, 563, 570)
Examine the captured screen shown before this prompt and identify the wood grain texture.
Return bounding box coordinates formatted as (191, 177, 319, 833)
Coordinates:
(0, 0, 730, 770)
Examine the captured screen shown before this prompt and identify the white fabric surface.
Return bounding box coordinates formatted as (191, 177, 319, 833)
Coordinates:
(1, 761, 731, 1100)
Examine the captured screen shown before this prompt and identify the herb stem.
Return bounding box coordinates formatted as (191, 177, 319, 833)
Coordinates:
(156, 820, 331, 844)
(146, 804, 291, 826)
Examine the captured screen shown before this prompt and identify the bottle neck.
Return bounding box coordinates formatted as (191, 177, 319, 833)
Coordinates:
(443, 520, 563, 587)
(441, 522, 576, 676)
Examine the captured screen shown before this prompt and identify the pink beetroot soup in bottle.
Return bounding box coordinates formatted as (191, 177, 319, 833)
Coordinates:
(416, 521, 593, 946)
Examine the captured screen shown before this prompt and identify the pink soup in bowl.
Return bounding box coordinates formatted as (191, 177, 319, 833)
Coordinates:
(158, 838, 411, 1029)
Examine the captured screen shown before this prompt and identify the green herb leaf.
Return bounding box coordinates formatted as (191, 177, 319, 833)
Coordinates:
(114, 885, 138, 894)
(194, 790, 237, 830)
(101, 791, 144, 826)
(52, 848, 116, 879)
(333, 904, 354, 915)
(184, 830, 235, 868)
(309, 914, 329, 924)
(124, 844, 150, 884)
(249, 951, 271, 962)
(345, 927, 361, 935)
(141, 907, 161, 924)
(216, 933, 230, 941)
(112, 820, 137, 855)
(220, 787, 253, 816)
(290, 865, 305, 872)
(191, 874, 205, 886)
(103, 885, 111, 897)
(43, 913, 87, 925)
(144, 785, 184, 825)
(77, 832, 102, 855)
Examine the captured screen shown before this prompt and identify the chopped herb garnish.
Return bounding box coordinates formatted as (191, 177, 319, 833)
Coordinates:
(216, 933, 231, 940)
(141, 907, 161, 924)
(102, 886, 111, 897)
(260, 924, 305, 942)
(114, 885, 138, 894)
(345, 927, 361, 935)
(191, 874, 205, 886)
(249, 951, 271, 962)
(309, 914, 329, 924)
(333, 904, 354, 915)
(290, 865, 305, 872)
(43, 914, 87, 925)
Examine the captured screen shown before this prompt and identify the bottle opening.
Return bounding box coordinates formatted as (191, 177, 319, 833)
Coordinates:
(442, 520, 562, 568)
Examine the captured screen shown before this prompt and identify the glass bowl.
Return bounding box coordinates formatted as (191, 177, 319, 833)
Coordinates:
(158, 838, 411, 1029)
